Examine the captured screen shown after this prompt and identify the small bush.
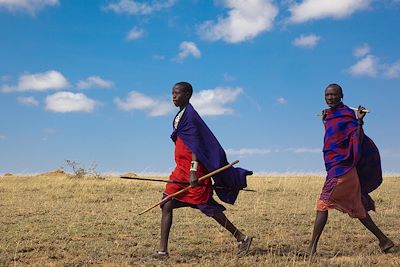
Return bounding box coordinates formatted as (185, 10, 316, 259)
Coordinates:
(64, 160, 104, 180)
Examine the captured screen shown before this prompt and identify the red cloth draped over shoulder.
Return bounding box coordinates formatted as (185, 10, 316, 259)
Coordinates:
(164, 137, 212, 204)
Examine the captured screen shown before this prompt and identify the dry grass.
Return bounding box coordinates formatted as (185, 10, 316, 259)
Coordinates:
(0, 174, 399, 266)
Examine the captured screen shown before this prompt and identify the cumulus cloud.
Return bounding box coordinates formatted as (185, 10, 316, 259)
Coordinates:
(286, 147, 321, 153)
(115, 87, 243, 117)
(114, 91, 173, 117)
(198, 0, 278, 43)
(45, 91, 98, 113)
(126, 26, 145, 41)
(225, 148, 271, 156)
(276, 97, 287, 104)
(383, 60, 400, 79)
(191, 87, 243, 116)
(347, 55, 379, 77)
(1, 70, 69, 93)
(348, 45, 400, 79)
(104, 0, 175, 15)
(292, 34, 321, 48)
(0, 0, 59, 15)
(288, 0, 371, 24)
(77, 76, 114, 89)
(17, 96, 39, 106)
(174, 41, 201, 62)
(353, 43, 371, 58)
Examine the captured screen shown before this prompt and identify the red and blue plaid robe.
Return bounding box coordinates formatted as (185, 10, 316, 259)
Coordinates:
(321, 103, 382, 201)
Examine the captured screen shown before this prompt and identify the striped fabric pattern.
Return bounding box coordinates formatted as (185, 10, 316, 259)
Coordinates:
(321, 104, 382, 200)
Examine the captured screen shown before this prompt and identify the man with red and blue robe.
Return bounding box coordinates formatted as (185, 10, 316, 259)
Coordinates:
(308, 83, 394, 255)
(154, 82, 253, 259)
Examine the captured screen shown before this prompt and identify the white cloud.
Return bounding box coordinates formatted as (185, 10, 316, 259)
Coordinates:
(353, 43, 371, 58)
(126, 26, 145, 41)
(114, 91, 173, 117)
(77, 76, 114, 89)
(348, 55, 379, 77)
(191, 87, 243, 116)
(174, 41, 201, 62)
(104, 0, 175, 15)
(225, 148, 271, 156)
(1, 70, 69, 93)
(45, 91, 98, 113)
(292, 34, 320, 48)
(0, 135, 5, 140)
(115, 87, 243, 117)
(276, 97, 287, 104)
(348, 45, 400, 79)
(288, 0, 371, 24)
(17, 96, 39, 106)
(198, 0, 278, 43)
(286, 147, 321, 153)
(0, 0, 59, 15)
(383, 60, 400, 79)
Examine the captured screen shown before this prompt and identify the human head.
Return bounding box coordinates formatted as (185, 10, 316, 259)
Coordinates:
(324, 83, 343, 108)
(172, 81, 192, 108)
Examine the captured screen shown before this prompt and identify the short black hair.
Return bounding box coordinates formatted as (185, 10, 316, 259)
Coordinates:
(174, 81, 193, 97)
(326, 83, 343, 98)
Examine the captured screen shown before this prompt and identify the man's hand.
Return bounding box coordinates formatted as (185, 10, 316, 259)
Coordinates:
(189, 171, 199, 187)
(322, 109, 327, 124)
(357, 105, 366, 121)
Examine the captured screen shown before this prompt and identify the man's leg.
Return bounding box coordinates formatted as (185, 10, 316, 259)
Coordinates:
(359, 213, 394, 252)
(308, 210, 328, 255)
(212, 211, 252, 255)
(159, 201, 174, 253)
(212, 212, 246, 242)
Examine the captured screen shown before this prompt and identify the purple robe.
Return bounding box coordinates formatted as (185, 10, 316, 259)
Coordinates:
(171, 103, 252, 204)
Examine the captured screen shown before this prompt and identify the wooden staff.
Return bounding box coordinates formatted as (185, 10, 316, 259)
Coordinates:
(120, 176, 256, 192)
(138, 160, 239, 215)
(349, 106, 369, 113)
(317, 106, 369, 116)
(120, 176, 190, 185)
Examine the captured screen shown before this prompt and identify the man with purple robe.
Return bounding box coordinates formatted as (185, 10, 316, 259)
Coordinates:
(153, 82, 253, 259)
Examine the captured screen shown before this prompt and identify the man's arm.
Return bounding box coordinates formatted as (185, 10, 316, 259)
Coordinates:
(357, 105, 366, 143)
(189, 153, 199, 187)
(322, 109, 327, 124)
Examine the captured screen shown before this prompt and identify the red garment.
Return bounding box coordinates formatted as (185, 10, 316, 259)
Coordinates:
(165, 137, 212, 204)
(316, 167, 375, 219)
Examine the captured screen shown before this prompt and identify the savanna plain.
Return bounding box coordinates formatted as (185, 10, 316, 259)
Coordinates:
(1, 172, 399, 267)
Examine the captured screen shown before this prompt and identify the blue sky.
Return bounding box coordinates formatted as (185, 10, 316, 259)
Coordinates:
(1, 0, 399, 175)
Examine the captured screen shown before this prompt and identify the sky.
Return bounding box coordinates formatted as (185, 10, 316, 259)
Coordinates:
(1, 0, 400, 175)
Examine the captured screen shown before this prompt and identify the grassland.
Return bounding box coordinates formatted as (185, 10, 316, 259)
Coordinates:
(0, 173, 399, 266)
